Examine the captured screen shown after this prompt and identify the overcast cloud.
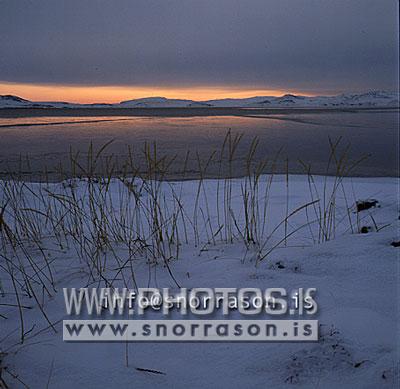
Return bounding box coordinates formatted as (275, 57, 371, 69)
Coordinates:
(0, 0, 398, 92)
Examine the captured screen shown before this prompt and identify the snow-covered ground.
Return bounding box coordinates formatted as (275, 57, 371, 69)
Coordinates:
(0, 175, 398, 388)
(1, 90, 398, 109)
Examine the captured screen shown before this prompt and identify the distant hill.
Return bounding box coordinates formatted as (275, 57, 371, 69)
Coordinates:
(1, 91, 398, 109)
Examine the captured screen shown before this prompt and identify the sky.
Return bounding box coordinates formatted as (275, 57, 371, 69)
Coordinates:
(0, 0, 398, 103)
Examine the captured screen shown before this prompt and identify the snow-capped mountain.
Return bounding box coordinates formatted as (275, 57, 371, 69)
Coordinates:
(204, 91, 399, 108)
(0, 91, 398, 109)
(0, 95, 32, 107)
(119, 97, 212, 108)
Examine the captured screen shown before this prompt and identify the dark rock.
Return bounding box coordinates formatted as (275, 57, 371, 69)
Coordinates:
(356, 199, 378, 212)
(390, 241, 400, 247)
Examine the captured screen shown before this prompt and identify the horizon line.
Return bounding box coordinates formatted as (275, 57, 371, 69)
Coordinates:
(0, 82, 394, 105)
(0, 82, 387, 104)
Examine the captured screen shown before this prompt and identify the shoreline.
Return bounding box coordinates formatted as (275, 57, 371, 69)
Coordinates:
(0, 106, 398, 118)
(1, 171, 399, 184)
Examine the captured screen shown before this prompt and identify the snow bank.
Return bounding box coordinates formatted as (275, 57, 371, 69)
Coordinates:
(0, 175, 398, 388)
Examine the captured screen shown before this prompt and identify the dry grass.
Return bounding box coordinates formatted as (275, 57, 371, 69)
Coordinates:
(0, 131, 366, 375)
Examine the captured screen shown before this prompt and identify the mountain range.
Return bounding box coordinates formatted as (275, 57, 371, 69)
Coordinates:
(0, 91, 398, 109)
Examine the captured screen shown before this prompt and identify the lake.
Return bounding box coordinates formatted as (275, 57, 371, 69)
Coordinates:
(0, 108, 398, 180)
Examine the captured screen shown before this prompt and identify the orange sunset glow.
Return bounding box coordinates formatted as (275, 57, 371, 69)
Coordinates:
(0, 82, 312, 103)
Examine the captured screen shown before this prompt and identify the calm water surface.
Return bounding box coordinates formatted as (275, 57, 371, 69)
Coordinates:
(0, 110, 397, 179)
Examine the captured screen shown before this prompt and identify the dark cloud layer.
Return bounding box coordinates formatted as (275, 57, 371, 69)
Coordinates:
(0, 0, 398, 92)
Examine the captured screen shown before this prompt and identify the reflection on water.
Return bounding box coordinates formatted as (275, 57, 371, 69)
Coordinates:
(0, 116, 135, 128)
(0, 111, 398, 178)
